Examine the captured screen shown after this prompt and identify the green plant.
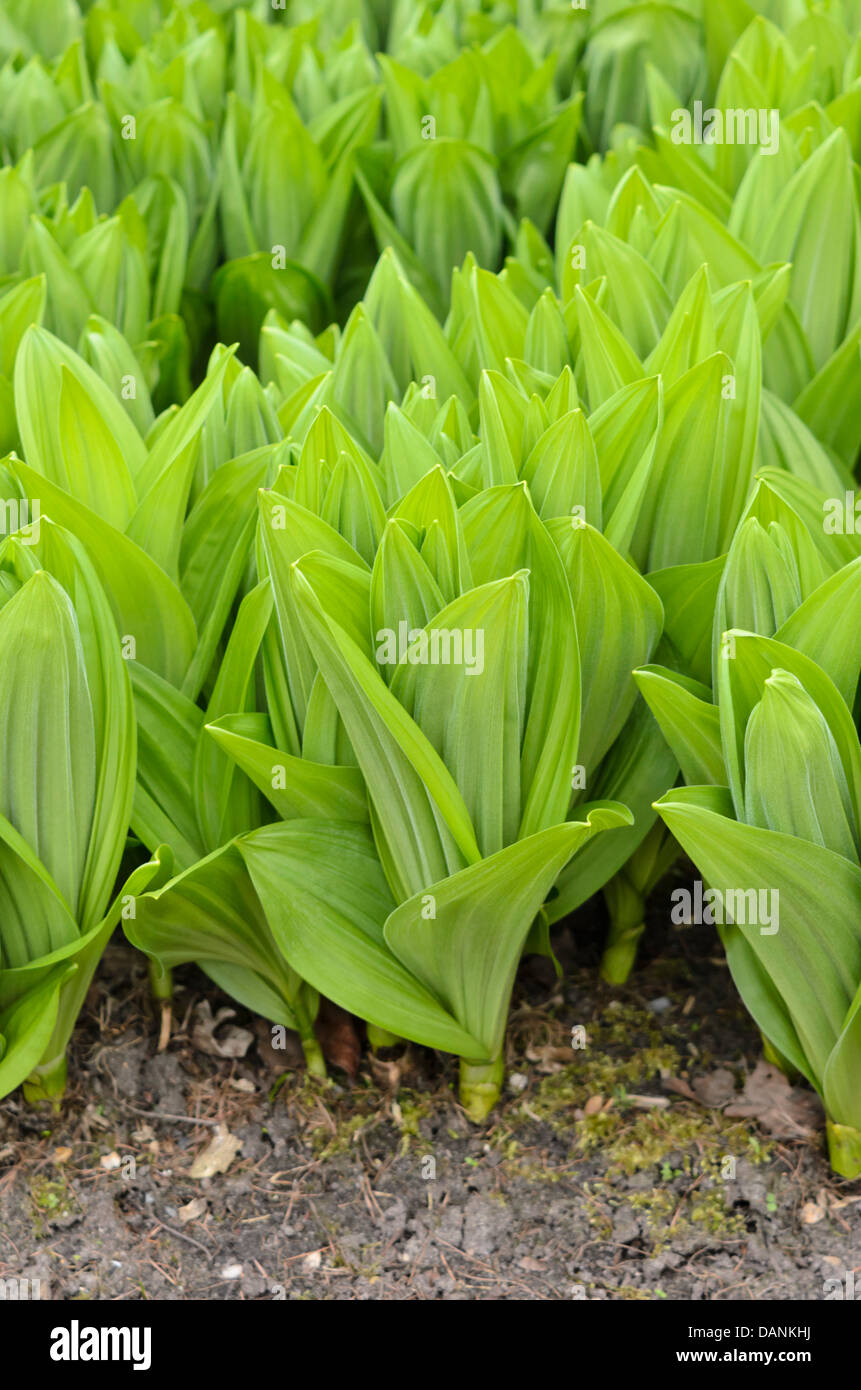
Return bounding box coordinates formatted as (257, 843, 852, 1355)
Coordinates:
(648, 628, 861, 1177)
(0, 523, 166, 1102)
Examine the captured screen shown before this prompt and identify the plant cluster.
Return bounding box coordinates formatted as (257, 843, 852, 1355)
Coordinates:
(1, 0, 860, 1177)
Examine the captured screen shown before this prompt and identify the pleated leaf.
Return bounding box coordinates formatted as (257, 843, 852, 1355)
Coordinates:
(239, 819, 485, 1057)
(385, 811, 630, 1059)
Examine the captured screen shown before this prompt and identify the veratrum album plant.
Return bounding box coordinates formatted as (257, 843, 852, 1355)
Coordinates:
(0, 522, 166, 1103)
(127, 452, 638, 1117)
(0, 0, 858, 1182)
(650, 631, 861, 1179)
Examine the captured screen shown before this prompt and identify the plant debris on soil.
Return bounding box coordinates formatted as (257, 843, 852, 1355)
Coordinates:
(2, 875, 859, 1302)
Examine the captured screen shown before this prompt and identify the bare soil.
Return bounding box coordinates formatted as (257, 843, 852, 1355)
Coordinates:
(2, 873, 859, 1302)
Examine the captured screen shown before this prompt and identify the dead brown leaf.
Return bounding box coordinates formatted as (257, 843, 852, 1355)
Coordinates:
(189, 1125, 242, 1179)
(724, 1060, 823, 1138)
(662, 1075, 699, 1102)
(369, 1054, 405, 1090)
(178, 1197, 208, 1225)
(253, 1017, 304, 1072)
(192, 1002, 254, 1059)
(692, 1067, 736, 1108)
(801, 1202, 825, 1225)
(827, 1193, 861, 1212)
(525, 1043, 574, 1074)
(315, 998, 360, 1080)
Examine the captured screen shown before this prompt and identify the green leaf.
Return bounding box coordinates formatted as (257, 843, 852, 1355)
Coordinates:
(634, 665, 725, 786)
(239, 819, 484, 1056)
(206, 713, 368, 823)
(574, 285, 644, 410)
(370, 519, 445, 667)
(9, 459, 197, 686)
(762, 130, 860, 371)
(717, 631, 861, 831)
(655, 784, 861, 1088)
(549, 704, 675, 922)
(758, 389, 850, 495)
(774, 558, 861, 708)
(27, 519, 136, 932)
(0, 964, 75, 1100)
(590, 375, 663, 553)
(180, 445, 280, 701)
(0, 807, 79, 970)
(743, 669, 859, 863)
(793, 317, 861, 469)
(647, 555, 726, 686)
(330, 305, 400, 457)
(0, 275, 45, 379)
(501, 96, 583, 235)
(635, 354, 746, 570)
(0, 571, 95, 920)
(390, 465, 471, 603)
(14, 325, 146, 488)
(478, 370, 526, 486)
(462, 484, 580, 836)
(390, 140, 503, 303)
(258, 486, 368, 735)
(824, 977, 861, 1130)
(194, 580, 271, 850)
(363, 249, 472, 402)
(56, 366, 138, 530)
(126, 840, 301, 1028)
(552, 521, 663, 773)
(390, 574, 527, 859)
(213, 255, 329, 369)
(290, 556, 481, 900)
(130, 663, 206, 872)
(521, 410, 601, 525)
(385, 811, 630, 1059)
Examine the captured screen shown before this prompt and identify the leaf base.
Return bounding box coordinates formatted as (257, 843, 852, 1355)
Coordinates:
(459, 1055, 504, 1123)
(826, 1120, 861, 1179)
(22, 1054, 68, 1109)
(302, 1033, 328, 1078)
(599, 927, 644, 985)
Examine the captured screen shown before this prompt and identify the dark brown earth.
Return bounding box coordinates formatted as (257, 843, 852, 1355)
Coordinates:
(1, 866, 859, 1302)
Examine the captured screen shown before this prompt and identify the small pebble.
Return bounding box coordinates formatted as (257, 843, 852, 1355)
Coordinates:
(647, 996, 671, 1014)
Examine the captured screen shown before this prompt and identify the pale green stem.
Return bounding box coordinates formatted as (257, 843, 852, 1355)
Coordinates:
(826, 1119, 861, 1180)
(459, 1054, 504, 1123)
(293, 993, 327, 1079)
(600, 875, 645, 985)
(300, 1033, 328, 1078)
(22, 1053, 68, 1109)
(148, 959, 173, 1003)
